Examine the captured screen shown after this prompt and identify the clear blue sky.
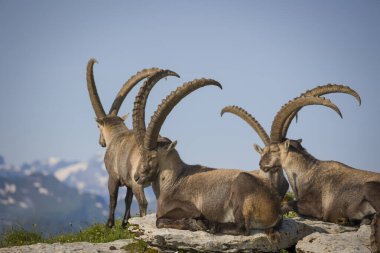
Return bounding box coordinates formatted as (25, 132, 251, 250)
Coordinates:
(0, 1, 379, 173)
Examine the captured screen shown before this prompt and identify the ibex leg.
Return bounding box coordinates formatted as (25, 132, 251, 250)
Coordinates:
(132, 185, 147, 217)
(106, 177, 119, 228)
(122, 187, 134, 228)
(156, 217, 208, 231)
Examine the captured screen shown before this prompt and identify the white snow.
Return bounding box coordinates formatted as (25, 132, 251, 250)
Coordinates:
(95, 202, 103, 208)
(5, 183, 16, 193)
(96, 173, 108, 187)
(54, 162, 88, 182)
(24, 167, 36, 176)
(33, 182, 41, 188)
(0, 197, 15, 205)
(47, 157, 60, 166)
(0, 183, 17, 195)
(19, 201, 28, 209)
(38, 187, 49, 195)
(76, 182, 85, 190)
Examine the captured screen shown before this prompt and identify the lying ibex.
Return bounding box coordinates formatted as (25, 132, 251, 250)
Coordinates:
(86, 58, 179, 227)
(219, 84, 362, 201)
(256, 88, 380, 225)
(132, 78, 283, 235)
(220, 105, 289, 199)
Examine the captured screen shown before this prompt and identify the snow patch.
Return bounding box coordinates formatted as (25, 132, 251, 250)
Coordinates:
(33, 182, 41, 188)
(54, 162, 88, 181)
(76, 182, 85, 190)
(19, 201, 28, 209)
(0, 183, 17, 195)
(47, 157, 60, 166)
(95, 202, 103, 208)
(0, 197, 15, 205)
(38, 187, 49, 195)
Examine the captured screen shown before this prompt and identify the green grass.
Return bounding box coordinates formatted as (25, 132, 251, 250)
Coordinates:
(0, 219, 134, 248)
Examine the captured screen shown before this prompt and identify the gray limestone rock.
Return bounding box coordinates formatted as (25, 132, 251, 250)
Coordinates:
(0, 239, 133, 253)
(128, 214, 358, 252)
(296, 224, 372, 253)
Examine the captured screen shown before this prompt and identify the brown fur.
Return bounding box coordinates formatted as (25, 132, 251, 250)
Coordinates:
(260, 140, 380, 224)
(135, 145, 282, 235)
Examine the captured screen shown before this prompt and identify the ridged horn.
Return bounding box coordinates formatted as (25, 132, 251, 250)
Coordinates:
(300, 84, 361, 105)
(86, 58, 106, 119)
(281, 84, 360, 138)
(221, 105, 270, 146)
(109, 68, 162, 116)
(270, 96, 342, 143)
(132, 70, 180, 148)
(144, 78, 222, 150)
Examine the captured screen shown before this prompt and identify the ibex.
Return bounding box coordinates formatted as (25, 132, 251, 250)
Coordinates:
(220, 105, 289, 200)
(256, 87, 380, 225)
(220, 84, 362, 201)
(86, 58, 179, 227)
(132, 77, 283, 236)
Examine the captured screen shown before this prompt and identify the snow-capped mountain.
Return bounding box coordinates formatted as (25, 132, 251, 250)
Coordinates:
(0, 163, 108, 236)
(0, 154, 157, 236)
(19, 154, 108, 197)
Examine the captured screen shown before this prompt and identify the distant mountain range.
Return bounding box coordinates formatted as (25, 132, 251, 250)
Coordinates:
(0, 154, 156, 236)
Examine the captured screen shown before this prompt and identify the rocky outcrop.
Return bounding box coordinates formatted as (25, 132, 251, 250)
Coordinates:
(0, 239, 133, 253)
(128, 214, 359, 252)
(0, 215, 372, 253)
(296, 225, 372, 253)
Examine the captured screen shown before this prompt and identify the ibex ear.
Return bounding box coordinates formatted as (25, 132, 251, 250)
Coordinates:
(166, 140, 177, 152)
(253, 144, 263, 154)
(120, 113, 129, 122)
(284, 140, 291, 152)
(95, 118, 104, 125)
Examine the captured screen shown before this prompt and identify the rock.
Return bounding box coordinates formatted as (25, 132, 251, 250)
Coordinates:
(296, 225, 372, 253)
(0, 239, 133, 253)
(128, 214, 359, 252)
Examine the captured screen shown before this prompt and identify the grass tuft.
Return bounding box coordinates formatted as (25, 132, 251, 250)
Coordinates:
(0, 219, 134, 248)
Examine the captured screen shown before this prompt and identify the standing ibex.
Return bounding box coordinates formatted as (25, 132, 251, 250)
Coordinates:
(256, 87, 380, 225)
(86, 58, 179, 227)
(220, 105, 289, 200)
(132, 78, 283, 236)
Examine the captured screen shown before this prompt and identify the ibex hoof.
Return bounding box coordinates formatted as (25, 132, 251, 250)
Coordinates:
(121, 220, 128, 229)
(106, 219, 115, 228)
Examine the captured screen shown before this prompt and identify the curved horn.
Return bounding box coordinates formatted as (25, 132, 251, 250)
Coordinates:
(300, 84, 361, 105)
(270, 96, 342, 143)
(132, 70, 180, 148)
(281, 84, 361, 138)
(221, 105, 270, 146)
(144, 78, 222, 150)
(109, 68, 162, 116)
(86, 58, 106, 119)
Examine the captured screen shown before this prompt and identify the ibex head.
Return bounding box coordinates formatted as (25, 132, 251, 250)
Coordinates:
(137, 141, 178, 184)
(95, 115, 128, 147)
(253, 84, 360, 173)
(258, 96, 344, 171)
(86, 58, 178, 147)
(133, 78, 222, 185)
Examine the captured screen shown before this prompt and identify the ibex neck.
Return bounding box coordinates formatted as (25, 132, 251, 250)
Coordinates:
(104, 124, 129, 146)
(282, 149, 319, 198)
(153, 151, 186, 197)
